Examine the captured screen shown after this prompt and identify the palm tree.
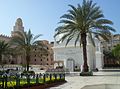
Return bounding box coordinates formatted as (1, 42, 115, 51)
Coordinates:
(54, 0, 115, 72)
(0, 40, 11, 66)
(10, 29, 46, 71)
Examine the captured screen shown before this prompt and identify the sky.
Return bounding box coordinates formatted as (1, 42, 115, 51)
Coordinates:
(0, 0, 120, 42)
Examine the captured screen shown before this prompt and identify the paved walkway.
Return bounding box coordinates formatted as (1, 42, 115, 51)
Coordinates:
(49, 71, 120, 89)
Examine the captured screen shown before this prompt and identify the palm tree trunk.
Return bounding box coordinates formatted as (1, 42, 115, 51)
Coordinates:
(0, 54, 2, 65)
(81, 33, 89, 72)
(26, 55, 30, 71)
(0, 55, 4, 71)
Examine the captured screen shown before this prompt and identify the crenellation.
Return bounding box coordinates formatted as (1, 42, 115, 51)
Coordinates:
(0, 34, 11, 38)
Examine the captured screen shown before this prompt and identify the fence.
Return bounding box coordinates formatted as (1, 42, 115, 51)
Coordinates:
(0, 73, 65, 89)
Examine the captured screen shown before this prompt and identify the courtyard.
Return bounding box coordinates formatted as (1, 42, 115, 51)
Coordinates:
(0, 0, 120, 89)
(50, 69, 120, 89)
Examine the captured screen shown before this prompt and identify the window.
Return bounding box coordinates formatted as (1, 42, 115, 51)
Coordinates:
(47, 58, 49, 61)
(35, 55, 36, 57)
(41, 59, 42, 61)
(47, 63, 49, 65)
(34, 59, 36, 61)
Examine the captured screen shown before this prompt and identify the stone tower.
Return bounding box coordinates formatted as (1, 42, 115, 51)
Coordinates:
(11, 18, 24, 36)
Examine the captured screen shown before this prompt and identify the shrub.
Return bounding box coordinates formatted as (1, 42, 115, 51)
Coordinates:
(0, 70, 5, 75)
(21, 71, 35, 76)
(80, 71, 93, 76)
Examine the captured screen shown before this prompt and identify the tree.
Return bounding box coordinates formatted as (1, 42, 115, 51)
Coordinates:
(54, 0, 115, 72)
(10, 29, 47, 71)
(0, 40, 12, 66)
(112, 44, 120, 60)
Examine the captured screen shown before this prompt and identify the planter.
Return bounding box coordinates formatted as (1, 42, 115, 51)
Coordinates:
(80, 71, 93, 76)
(22, 84, 45, 89)
(21, 80, 67, 89)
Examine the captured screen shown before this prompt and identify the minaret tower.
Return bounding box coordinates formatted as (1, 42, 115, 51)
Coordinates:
(11, 18, 24, 36)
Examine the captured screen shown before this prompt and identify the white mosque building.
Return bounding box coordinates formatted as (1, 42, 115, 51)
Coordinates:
(53, 34, 103, 72)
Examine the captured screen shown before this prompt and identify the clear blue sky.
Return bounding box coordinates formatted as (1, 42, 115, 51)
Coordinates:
(0, 0, 120, 41)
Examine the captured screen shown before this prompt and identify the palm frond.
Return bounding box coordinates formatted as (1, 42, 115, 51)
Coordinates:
(54, 0, 115, 48)
(27, 29, 33, 45)
(74, 32, 81, 47)
(32, 34, 42, 44)
(88, 31, 95, 46)
(68, 4, 78, 13)
(59, 20, 75, 25)
(60, 14, 74, 20)
(93, 25, 116, 32)
(96, 19, 113, 25)
(65, 34, 74, 46)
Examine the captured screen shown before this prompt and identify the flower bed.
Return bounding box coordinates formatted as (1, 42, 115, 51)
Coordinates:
(0, 73, 66, 89)
(21, 80, 66, 89)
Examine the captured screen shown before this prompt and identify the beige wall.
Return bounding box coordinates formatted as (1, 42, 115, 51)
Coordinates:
(0, 18, 54, 69)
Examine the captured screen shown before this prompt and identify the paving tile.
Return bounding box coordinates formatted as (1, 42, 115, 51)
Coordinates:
(49, 71, 120, 89)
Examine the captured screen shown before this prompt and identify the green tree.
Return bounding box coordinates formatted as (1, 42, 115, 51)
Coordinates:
(103, 50, 115, 60)
(0, 40, 12, 66)
(112, 44, 120, 60)
(54, 0, 115, 72)
(10, 29, 46, 71)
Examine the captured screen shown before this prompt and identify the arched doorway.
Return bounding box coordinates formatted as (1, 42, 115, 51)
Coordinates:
(66, 58, 74, 72)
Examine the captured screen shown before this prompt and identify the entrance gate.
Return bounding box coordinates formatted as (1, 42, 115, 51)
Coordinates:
(66, 58, 74, 72)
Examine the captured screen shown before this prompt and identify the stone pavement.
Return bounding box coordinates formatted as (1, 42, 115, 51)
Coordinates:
(49, 71, 120, 89)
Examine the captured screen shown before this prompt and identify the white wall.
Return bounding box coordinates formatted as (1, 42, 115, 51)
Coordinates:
(53, 34, 103, 71)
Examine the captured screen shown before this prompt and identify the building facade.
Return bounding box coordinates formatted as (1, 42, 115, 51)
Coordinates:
(0, 18, 54, 69)
(102, 34, 120, 51)
(53, 34, 103, 72)
(102, 34, 120, 67)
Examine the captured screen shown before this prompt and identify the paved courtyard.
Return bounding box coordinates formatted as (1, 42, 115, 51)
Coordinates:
(49, 71, 120, 89)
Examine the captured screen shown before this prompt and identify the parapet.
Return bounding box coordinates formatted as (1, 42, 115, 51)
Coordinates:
(0, 34, 11, 39)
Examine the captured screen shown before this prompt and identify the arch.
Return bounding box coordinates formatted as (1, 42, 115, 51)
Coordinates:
(66, 58, 75, 72)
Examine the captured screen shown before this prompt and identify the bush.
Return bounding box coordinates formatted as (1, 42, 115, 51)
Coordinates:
(80, 71, 93, 76)
(0, 70, 5, 75)
(21, 71, 35, 76)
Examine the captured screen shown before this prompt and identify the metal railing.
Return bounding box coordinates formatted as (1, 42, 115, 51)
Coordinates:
(0, 73, 65, 89)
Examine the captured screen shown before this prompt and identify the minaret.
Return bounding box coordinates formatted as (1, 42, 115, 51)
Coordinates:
(11, 18, 24, 36)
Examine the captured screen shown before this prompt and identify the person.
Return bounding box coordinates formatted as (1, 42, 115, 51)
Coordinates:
(16, 67, 18, 70)
(95, 68, 99, 72)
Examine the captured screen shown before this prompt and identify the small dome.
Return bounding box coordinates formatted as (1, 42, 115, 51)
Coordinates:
(16, 18, 23, 26)
(17, 18, 22, 22)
